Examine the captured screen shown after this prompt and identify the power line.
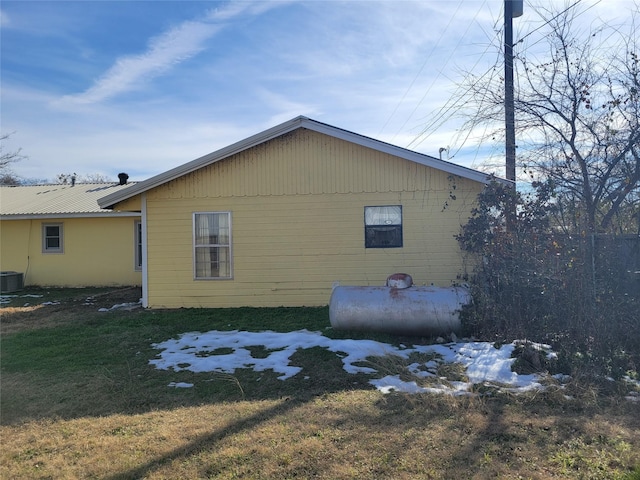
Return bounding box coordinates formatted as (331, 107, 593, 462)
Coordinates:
(407, 36, 504, 150)
(390, 0, 490, 143)
(408, 0, 603, 161)
(379, 0, 465, 138)
(515, 0, 594, 46)
(405, 2, 505, 150)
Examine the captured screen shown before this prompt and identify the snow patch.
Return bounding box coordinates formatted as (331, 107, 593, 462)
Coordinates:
(150, 329, 559, 395)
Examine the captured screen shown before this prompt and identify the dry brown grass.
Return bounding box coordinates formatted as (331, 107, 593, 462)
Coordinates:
(2, 392, 639, 479)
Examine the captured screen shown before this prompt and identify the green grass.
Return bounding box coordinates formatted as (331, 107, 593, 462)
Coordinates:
(1, 299, 355, 423)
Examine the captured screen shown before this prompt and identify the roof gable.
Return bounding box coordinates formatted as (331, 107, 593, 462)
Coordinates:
(98, 116, 509, 209)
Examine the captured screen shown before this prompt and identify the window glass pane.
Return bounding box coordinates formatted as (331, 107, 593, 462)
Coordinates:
(195, 213, 230, 245)
(195, 214, 213, 245)
(217, 246, 231, 277)
(45, 225, 60, 237)
(365, 226, 402, 248)
(216, 214, 230, 244)
(195, 246, 231, 278)
(365, 206, 401, 225)
(47, 238, 60, 249)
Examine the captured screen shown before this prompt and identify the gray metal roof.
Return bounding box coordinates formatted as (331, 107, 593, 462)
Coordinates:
(1, 183, 140, 219)
(98, 116, 510, 209)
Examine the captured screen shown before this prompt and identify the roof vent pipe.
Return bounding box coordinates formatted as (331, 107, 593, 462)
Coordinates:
(118, 173, 129, 185)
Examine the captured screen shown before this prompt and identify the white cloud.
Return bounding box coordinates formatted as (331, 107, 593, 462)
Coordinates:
(0, 8, 9, 28)
(58, 21, 220, 105)
(57, 1, 289, 107)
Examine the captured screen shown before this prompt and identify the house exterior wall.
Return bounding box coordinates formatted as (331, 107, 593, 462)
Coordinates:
(0, 216, 142, 287)
(141, 129, 482, 308)
(113, 196, 142, 212)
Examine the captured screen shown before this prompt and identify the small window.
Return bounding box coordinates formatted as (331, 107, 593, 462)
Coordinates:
(42, 223, 63, 253)
(134, 221, 142, 271)
(364, 206, 402, 248)
(193, 212, 232, 279)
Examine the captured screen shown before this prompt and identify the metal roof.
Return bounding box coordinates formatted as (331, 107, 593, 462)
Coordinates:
(1, 183, 140, 220)
(98, 116, 511, 209)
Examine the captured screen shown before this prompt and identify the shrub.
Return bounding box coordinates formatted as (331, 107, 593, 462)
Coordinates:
(457, 180, 639, 379)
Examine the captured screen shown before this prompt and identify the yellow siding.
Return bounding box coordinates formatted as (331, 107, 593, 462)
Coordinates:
(0, 217, 142, 287)
(113, 196, 141, 212)
(142, 129, 482, 308)
(156, 129, 452, 199)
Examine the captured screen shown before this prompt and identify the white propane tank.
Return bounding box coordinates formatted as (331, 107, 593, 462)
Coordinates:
(329, 284, 470, 336)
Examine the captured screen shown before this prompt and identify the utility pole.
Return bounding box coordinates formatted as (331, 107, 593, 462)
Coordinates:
(504, 0, 522, 183)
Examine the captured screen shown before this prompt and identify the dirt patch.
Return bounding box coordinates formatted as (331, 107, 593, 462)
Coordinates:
(86, 286, 142, 307)
(0, 286, 142, 335)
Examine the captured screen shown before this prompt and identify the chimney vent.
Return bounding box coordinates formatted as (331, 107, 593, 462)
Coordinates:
(118, 173, 129, 185)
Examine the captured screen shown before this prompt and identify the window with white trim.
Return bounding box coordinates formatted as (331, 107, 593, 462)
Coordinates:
(193, 212, 232, 279)
(42, 223, 63, 253)
(364, 206, 403, 248)
(134, 220, 142, 271)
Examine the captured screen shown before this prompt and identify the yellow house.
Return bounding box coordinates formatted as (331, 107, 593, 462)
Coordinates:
(98, 116, 506, 308)
(0, 182, 142, 289)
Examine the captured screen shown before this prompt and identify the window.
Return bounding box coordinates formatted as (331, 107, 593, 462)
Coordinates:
(42, 223, 63, 253)
(193, 212, 232, 279)
(364, 206, 402, 248)
(134, 221, 142, 271)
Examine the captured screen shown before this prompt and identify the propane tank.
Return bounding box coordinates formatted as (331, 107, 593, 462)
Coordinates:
(329, 283, 470, 336)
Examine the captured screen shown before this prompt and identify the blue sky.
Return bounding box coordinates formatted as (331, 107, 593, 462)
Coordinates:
(0, 0, 634, 183)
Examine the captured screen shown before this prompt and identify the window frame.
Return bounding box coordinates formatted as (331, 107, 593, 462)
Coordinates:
(134, 220, 142, 271)
(364, 205, 403, 249)
(192, 211, 233, 280)
(42, 222, 64, 254)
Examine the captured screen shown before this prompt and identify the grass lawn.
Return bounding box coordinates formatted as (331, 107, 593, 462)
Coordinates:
(1, 287, 639, 479)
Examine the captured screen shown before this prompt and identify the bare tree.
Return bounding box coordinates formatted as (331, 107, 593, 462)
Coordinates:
(456, 4, 639, 235)
(55, 173, 112, 184)
(0, 133, 26, 185)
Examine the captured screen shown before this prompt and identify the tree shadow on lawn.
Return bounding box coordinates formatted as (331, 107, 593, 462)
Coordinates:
(103, 382, 640, 480)
(100, 381, 452, 479)
(103, 397, 304, 480)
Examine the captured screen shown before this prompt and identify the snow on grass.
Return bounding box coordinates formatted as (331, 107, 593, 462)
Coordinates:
(97, 300, 142, 312)
(150, 329, 554, 395)
(0, 293, 44, 305)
